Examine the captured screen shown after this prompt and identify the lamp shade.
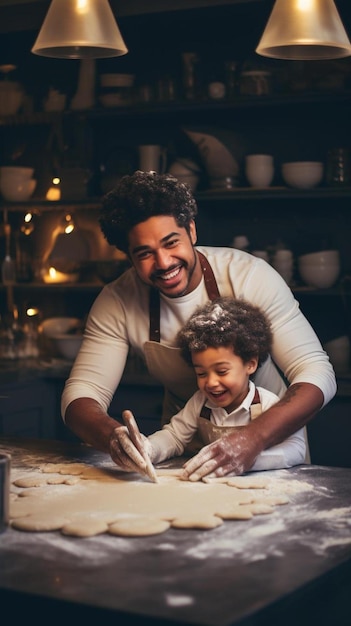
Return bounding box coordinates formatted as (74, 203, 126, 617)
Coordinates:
(256, 0, 351, 60)
(31, 0, 128, 59)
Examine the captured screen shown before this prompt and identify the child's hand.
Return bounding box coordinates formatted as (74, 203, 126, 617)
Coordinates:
(180, 427, 261, 481)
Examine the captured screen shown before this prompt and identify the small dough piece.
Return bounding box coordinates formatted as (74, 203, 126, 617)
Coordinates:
(47, 476, 67, 485)
(58, 463, 88, 475)
(214, 505, 254, 520)
(40, 463, 62, 474)
(11, 515, 68, 532)
(108, 516, 170, 536)
(13, 476, 48, 488)
(64, 476, 80, 486)
(226, 477, 269, 489)
(171, 514, 223, 529)
(61, 519, 108, 537)
(247, 503, 274, 515)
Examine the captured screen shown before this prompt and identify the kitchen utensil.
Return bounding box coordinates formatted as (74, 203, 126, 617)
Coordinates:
(326, 147, 351, 187)
(183, 128, 241, 182)
(138, 145, 167, 173)
(0, 453, 10, 533)
(2, 222, 16, 284)
(245, 153, 274, 187)
(122, 409, 158, 483)
(239, 71, 271, 96)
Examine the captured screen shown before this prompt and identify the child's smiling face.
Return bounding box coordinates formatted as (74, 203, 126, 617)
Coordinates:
(192, 345, 258, 413)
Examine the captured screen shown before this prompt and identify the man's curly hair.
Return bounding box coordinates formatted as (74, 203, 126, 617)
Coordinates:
(177, 297, 272, 368)
(99, 170, 198, 254)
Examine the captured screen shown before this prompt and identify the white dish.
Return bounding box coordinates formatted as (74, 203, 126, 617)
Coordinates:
(100, 73, 135, 88)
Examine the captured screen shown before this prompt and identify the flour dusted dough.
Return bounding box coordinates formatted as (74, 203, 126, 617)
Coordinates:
(13, 476, 49, 488)
(62, 519, 109, 537)
(108, 516, 170, 536)
(10, 462, 290, 537)
(12, 514, 69, 532)
(171, 514, 223, 529)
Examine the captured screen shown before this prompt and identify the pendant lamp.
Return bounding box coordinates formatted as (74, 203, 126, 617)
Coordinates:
(31, 0, 128, 59)
(256, 0, 351, 60)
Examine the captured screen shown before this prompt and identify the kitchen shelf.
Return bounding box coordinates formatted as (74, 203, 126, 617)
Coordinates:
(1, 281, 350, 297)
(197, 187, 351, 202)
(1, 90, 351, 128)
(2, 186, 351, 215)
(0, 282, 104, 291)
(0, 200, 101, 213)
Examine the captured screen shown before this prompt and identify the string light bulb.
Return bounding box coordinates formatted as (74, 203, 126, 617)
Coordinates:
(63, 213, 75, 234)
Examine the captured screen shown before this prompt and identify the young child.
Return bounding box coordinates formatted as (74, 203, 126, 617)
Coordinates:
(146, 297, 306, 472)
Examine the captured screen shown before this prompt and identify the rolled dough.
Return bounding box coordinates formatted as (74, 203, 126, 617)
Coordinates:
(10, 462, 290, 537)
(108, 516, 171, 536)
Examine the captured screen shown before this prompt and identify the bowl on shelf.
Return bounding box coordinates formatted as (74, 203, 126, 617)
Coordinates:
(51, 333, 84, 360)
(41, 317, 84, 360)
(298, 250, 340, 288)
(0, 177, 36, 201)
(281, 161, 324, 189)
(0, 166, 34, 179)
(41, 317, 82, 338)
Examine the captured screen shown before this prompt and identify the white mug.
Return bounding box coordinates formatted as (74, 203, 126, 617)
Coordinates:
(245, 154, 274, 188)
(138, 145, 167, 173)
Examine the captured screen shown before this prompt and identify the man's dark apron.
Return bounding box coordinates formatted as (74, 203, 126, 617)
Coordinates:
(143, 252, 220, 425)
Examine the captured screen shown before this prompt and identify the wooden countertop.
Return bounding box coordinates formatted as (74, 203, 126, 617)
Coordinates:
(0, 437, 350, 626)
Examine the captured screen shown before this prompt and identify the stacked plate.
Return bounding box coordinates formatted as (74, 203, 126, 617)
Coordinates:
(99, 73, 135, 108)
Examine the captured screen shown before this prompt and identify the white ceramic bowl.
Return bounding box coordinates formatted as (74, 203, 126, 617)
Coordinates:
(0, 177, 36, 201)
(0, 166, 34, 179)
(41, 317, 82, 338)
(298, 250, 340, 267)
(100, 73, 135, 87)
(52, 334, 84, 360)
(298, 260, 340, 288)
(282, 161, 324, 189)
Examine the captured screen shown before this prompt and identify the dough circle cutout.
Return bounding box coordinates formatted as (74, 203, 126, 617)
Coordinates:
(108, 516, 171, 536)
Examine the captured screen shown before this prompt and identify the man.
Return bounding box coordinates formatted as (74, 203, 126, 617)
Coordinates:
(62, 170, 336, 480)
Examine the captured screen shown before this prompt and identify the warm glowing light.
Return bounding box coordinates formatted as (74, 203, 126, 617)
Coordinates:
(21, 212, 35, 235)
(52, 176, 60, 185)
(43, 267, 72, 283)
(64, 213, 75, 234)
(77, 0, 88, 15)
(26, 307, 39, 317)
(46, 186, 61, 201)
(297, 0, 313, 11)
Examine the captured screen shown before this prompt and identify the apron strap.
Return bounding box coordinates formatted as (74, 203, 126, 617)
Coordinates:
(252, 388, 260, 404)
(149, 251, 221, 342)
(199, 387, 261, 422)
(197, 251, 221, 301)
(149, 288, 161, 342)
(200, 404, 212, 420)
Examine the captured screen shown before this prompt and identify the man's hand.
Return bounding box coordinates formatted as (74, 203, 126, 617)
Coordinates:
(181, 426, 262, 482)
(109, 425, 153, 474)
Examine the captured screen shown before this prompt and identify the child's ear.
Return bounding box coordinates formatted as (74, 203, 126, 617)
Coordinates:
(247, 358, 258, 375)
